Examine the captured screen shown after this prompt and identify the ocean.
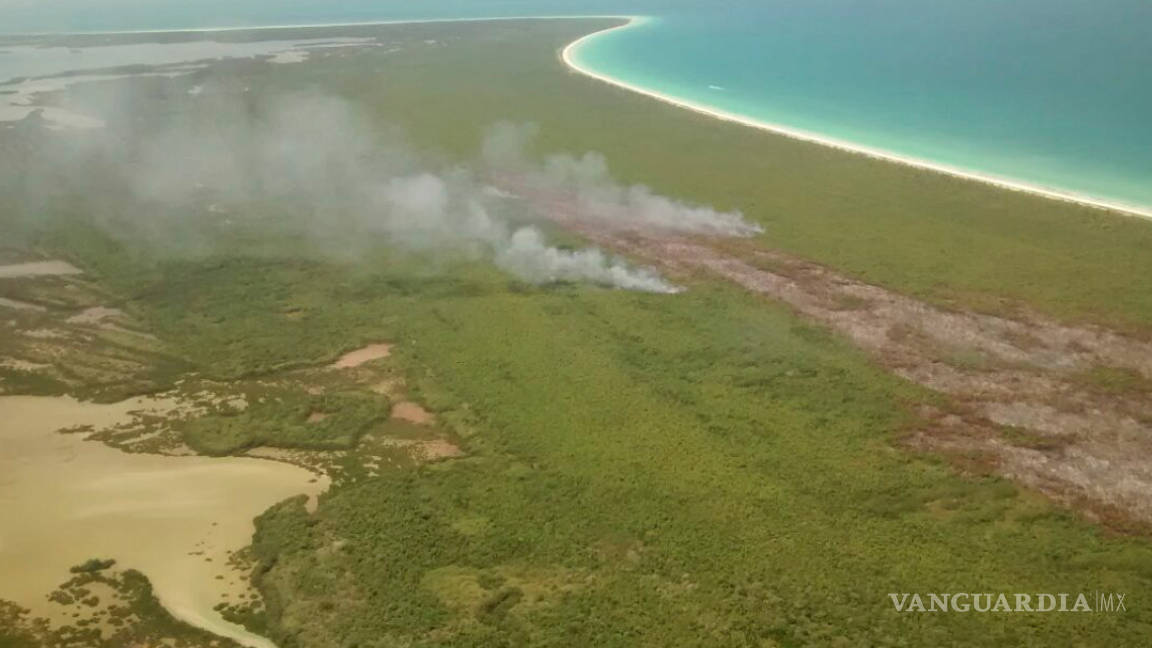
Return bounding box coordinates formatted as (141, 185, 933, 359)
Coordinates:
(3, 0, 1150, 212)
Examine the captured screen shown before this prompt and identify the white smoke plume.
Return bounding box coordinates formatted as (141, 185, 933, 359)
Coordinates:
(10, 90, 753, 293)
(481, 122, 762, 237)
(496, 228, 678, 293)
(373, 171, 679, 293)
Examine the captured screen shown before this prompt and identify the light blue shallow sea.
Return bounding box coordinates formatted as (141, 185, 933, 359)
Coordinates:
(3, 0, 1150, 211)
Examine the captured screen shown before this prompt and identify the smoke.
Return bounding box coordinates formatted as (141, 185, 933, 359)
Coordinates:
(10, 89, 758, 294)
(370, 169, 680, 293)
(480, 122, 761, 237)
(497, 228, 678, 293)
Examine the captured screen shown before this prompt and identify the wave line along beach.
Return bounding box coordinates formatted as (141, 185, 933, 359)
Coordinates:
(28, 10, 1149, 222)
(561, 17, 1152, 221)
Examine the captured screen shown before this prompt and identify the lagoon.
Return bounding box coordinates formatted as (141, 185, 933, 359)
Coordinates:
(0, 395, 327, 647)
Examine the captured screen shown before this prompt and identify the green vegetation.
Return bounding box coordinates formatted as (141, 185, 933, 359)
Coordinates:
(0, 603, 39, 648)
(0, 267, 187, 402)
(69, 559, 117, 574)
(228, 18, 1152, 333)
(0, 367, 70, 398)
(3, 17, 1152, 648)
(1073, 365, 1152, 397)
(243, 273, 1152, 646)
(1, 569, 241, 648)
(179, 389, 390, 455)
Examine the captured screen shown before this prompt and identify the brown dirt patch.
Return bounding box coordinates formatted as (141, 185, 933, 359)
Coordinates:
(330, 343, 392, 369)
(391, 401, 433, 425)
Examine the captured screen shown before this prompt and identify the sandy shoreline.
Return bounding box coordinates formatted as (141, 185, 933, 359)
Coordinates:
(562, 17, 1152, 221)
(7, 13, 1150, 220)
(1, 14, 633, 37)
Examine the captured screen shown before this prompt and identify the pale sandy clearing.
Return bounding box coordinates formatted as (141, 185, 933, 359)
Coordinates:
(0, 358, 51, 371)
(268, 50, 308, 64)
(65, 305, 123, 325)
(0, 296, 45, 311)
(0, 260, 82, 278)
(330, 343, 391, 369)
(391, 401, 433, 425)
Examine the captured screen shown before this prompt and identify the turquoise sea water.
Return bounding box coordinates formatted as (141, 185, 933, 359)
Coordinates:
(3, 0, 1150, 211)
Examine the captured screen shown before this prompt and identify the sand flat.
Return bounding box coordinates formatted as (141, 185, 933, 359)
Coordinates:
(0, 395, 328, 648)
(0, 296, 46, 310)
(0, 260, 82, 278)
(391, 401, 433, 424)
(65, 305, 123, 324)
(330, 343, 391, 369)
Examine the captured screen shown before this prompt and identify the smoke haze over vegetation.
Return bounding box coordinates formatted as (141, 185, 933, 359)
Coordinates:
(7, 81, 756, 292)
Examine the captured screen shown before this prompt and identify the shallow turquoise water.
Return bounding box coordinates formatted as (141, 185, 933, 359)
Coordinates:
(572, 2, 1152, 210)
(3, 0, 1150, 210)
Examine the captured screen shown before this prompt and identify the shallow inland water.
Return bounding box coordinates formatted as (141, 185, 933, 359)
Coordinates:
(0, 395, 329, 648)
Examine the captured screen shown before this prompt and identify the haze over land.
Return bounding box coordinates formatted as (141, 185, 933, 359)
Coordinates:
(6, 61, 756, 292)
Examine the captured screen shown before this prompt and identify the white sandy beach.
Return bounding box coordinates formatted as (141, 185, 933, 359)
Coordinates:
(5, 14, 630, 37)
(561, 17, 1152, 221)
(5, 13, 1149, 217)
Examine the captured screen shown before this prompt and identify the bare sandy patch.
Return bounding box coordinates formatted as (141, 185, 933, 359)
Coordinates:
(0, 296, 46, 311)
(417, 439, 463, 461)
(0, 260, 82, 278)
(0, 358, 51, 371)
(23, 328, 68, 339)
(65, 305, 123, 325)
(307, 411, 329, 423)
(268, 50, 309, 64)
(330, 343, 391, 369)
(391, 401, 434, 425)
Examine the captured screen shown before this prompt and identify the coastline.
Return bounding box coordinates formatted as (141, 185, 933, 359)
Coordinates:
(7, 13, 1150, 220)
(1, 14, 635, 37)
(561, 17, 1152, 221)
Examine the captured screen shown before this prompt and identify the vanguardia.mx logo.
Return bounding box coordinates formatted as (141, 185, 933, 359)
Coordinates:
(888, 592, 1127, 613)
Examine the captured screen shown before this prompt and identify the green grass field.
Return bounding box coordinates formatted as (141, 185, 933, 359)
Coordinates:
(3, 17, 1152, 648)
(309, 18, 1152, 334)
